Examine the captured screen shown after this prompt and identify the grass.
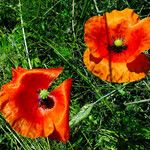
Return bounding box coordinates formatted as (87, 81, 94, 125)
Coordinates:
(0, 0, 150, 149)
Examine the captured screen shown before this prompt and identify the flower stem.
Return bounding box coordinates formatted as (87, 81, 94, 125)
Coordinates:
(18, 0, 32, 69)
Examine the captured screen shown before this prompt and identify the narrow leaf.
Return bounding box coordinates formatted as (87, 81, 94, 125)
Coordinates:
(70, 103, 94, 127)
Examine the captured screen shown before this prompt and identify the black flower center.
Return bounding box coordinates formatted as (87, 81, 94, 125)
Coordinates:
(38, 89, 55, 109)
(38, 96, 55, 109)
(108, 39, 127, 53)
(108, 44, 127, 53)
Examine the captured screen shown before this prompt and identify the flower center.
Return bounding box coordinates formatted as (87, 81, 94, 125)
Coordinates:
(108, 38, 127, 53)
(38, 89, 55, 109)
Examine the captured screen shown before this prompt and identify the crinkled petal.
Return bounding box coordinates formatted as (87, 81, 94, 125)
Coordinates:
(127, 53, 150, 73)
(106, 8, 140, 27)
(2, 67, 63, 94)
(126, 18, 150, 62)
(17, 67, 63, 90)
(0, 92, 9, 111)
(43, 113, 54, 137)
(84, 16, 108, 58)
(83, 48, 149, 83)
(0, 92, 18, 125)
(48, 78, 72, 142)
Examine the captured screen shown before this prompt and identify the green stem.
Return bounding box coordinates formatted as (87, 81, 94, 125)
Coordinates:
(19, 0, 32, 69)
(124, 99, 150, 105)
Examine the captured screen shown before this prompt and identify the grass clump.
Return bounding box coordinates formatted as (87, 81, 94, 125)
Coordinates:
(0, 0, 150, 149)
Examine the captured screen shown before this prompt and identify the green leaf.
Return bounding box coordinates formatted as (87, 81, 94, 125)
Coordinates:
(31, 58, 41, 68)
(141, 128, 150, 139)
(70, 103, 94, 127)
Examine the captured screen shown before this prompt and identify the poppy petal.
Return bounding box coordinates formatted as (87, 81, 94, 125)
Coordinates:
(84, 48, 149, 83)
(48, 78, 72, 142)
(0, 92, 15, 124)
(126, 18, 150, 62)
(106, 8, 140, 27)
(2, 67, 63, 94)
(0, 92, 9, 111)
(85, 15, 110, 57)
(127, 53, 150, 73)
(16, 67, 63, 90)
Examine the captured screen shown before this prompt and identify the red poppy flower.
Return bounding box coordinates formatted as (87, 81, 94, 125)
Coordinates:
(0, 67, 72, 142)
(83, 8, 150, 83)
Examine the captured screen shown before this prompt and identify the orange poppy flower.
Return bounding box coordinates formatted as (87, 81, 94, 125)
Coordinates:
(83, 8, 150, 83)
(0, 67, 72, 142)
